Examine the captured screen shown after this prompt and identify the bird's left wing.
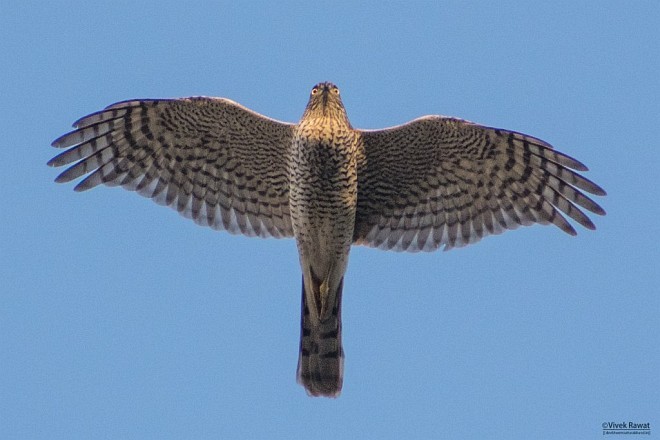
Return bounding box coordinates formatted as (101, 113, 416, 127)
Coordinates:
(50, 97, 296, 238)
(354, 116, 606, 251)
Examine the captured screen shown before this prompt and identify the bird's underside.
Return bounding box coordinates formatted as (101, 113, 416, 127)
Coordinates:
(49, 82, 606, 397)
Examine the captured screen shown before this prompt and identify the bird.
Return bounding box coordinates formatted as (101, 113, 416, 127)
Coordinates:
(49, 81, 606, 397)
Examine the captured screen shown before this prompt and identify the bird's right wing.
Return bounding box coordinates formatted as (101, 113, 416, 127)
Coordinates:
(50, 97, 296, 238)
(354, 116, 606, 251)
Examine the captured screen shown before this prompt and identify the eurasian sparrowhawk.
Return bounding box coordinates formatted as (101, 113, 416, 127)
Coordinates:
(49, 82, 606, 397)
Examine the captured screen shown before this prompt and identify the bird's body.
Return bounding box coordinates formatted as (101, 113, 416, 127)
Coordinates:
(290, 83, 360, 396)
(49, 82, 606, 397)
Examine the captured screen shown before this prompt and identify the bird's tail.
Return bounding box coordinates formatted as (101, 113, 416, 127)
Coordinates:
(296, 275, 344, 397)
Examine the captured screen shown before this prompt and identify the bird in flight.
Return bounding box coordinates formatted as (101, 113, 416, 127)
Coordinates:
(49, 82, 605, 397)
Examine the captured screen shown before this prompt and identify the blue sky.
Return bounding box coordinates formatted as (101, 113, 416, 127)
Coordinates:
(1, 1, 658, 439)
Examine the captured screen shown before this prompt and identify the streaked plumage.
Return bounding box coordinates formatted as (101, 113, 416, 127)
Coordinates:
(49, 82, 606, 397)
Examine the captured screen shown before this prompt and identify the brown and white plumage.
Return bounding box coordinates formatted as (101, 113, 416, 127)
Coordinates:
(49, 82, 605, 397)
(354, 116, 606, 251)
(50, 97, 296, 238)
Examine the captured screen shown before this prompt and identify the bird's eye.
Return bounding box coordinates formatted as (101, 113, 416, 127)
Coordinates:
(311, 87, 318, 95)
(332, 87, 340, 95)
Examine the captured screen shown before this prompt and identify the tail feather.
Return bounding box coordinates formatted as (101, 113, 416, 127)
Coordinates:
(296, 276, 344, 397)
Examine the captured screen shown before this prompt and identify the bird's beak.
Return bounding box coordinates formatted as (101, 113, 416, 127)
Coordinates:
(321, 88, 329, 108)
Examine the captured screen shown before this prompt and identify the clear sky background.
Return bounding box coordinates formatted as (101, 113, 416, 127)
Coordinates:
(1, 1, 658, 439)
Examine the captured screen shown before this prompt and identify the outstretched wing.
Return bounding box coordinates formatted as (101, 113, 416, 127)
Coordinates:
(50, 97, 296, 238)
(354, 116, 606, 252)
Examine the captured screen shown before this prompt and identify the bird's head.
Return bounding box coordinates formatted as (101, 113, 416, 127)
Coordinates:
(302, 82, 349, 123)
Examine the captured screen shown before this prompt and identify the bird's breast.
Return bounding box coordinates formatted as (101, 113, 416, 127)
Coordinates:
(288, 125, 359, 236)
(290, 127, 358, 199)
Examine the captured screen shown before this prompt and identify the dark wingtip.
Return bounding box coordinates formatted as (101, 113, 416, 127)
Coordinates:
(561, 221, 578, 236)
(54, 172, 71, 184)
(582, 217, 597, 231)
(51, 135, 66, 148)
(595, 186, 607, 197)
(572, 161, 589, 172)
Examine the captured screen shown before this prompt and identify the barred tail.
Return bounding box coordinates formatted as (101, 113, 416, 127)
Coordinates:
(296, 276, 344, 397)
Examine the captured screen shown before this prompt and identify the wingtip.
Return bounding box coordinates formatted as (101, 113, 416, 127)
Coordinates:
(563, 222, 578, 236)
(583, 218, 597, 231)
(53, 172, 71, 184)
(73, 182, 88, 192)
(594, 186, 607, 197)
(573, 159, 589, 172)
(51, 134, 67, 148)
